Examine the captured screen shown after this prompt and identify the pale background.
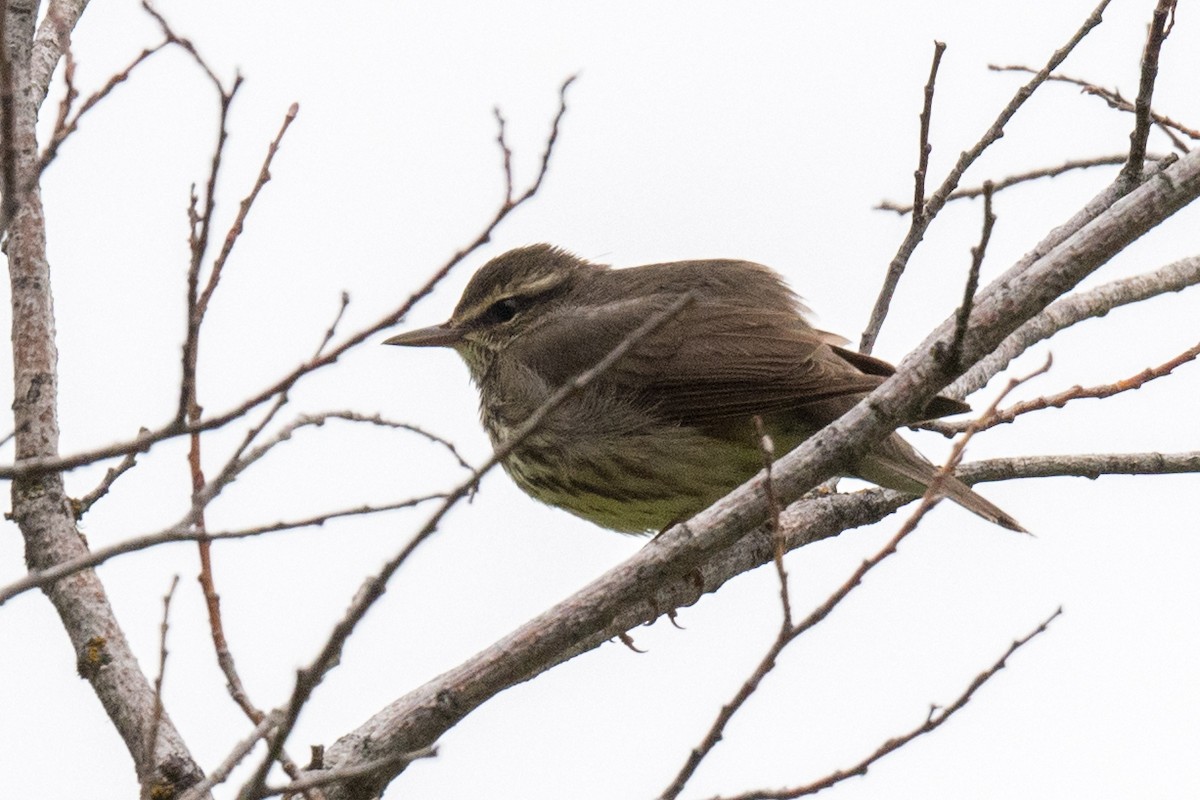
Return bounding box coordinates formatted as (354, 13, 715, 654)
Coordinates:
(1, 1, 1198, 798)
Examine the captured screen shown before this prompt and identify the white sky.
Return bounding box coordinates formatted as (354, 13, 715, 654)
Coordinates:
(1, 1, 1198, 798)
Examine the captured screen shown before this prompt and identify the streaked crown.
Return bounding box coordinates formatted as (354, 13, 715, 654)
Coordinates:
(448, 245, 600, 348)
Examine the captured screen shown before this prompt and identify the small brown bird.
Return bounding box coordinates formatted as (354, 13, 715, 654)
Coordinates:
(386, 244, 1023, 534)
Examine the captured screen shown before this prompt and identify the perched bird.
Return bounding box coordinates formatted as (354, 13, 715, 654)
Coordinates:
(385, 244, 1023, 534)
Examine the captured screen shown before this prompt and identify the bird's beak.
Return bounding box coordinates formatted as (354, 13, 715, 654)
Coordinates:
(383, 322, 464, 348)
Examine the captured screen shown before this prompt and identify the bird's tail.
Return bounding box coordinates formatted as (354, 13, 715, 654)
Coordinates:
(856, 434, 1027, 533)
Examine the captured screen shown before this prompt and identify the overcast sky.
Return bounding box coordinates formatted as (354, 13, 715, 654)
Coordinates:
(2, 1, 1198, 798)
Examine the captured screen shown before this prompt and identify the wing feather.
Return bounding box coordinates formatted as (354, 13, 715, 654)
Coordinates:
(511, 260, 967, 429)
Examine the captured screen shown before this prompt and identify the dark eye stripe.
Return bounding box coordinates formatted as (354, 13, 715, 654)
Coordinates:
(481, 296, 523, 325)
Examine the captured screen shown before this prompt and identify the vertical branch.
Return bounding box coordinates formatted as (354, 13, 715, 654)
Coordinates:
(754, 415, 791, 624)
(0, 0, 16, 226)
(946, 181, 994, 370)
(2, 0, 206, 795)
(159, 49, 310, 791)
(911, 41, 946, 222)
(143, 575, 181, 777)
(1120, 0, 1176, 186)
(860, 40, 945, 355)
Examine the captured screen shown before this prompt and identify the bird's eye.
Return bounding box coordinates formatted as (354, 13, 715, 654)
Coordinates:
(483, 296, 523, 325)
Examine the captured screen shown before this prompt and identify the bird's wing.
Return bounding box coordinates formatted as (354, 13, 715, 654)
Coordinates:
(516, 292, 908, 428)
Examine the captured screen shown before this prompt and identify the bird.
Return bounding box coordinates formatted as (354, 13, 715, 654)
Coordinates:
(385, 244, 1023, 534)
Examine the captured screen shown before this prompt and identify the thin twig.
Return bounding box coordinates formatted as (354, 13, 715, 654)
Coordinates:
(233, 411, 474, 476)
(142, 575, 180, 781)
(177, 713, 283, 800)
(36, 41, 168, 182)
(261, 748, 438, 798)
(945, 181, 994, 369)
(753, 416, 790, 624)
(72, 435, 143, 519)
(912, 41, 946, 221)
(141, 0, 223, 88)
(221, 292, 352, 473)
(494, 106, 514, 203)
(1120, 0, 1177, 186)
(934, 340, 1200, 435)
(875, 154, 1159, 214)
(0, 493, 447, 607)
(990, 65, 1198, 146)
(201, 101, 299, 316)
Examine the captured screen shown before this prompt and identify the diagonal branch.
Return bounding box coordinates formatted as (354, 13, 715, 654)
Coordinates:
(947, 254, 1200, 398)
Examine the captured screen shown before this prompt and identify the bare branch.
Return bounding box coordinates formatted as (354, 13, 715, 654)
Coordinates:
(71, 434, 142, 519)
(948, 255, 1200, 398)
(38, 41, 167, 175)
(946, 182, 994, 369)
(494, 106, 514, 202)
(965, 450, 1200, 481)
(933, 340, 1199, 435)
(0, 493, 446, 607)
(875, 154, 1165, 215)
(911, 40, 946, 221)
(200, 101, 299, 316)
(303, 447, 1199, 799)
(142, 575, 181, 781)
(141, 0, 226, 90)
(990, 65, 1199, 147)
(221, 292, 353, 473)
(3, 0, 207, 791)
(178, 713, 282, 800)
(1120, 0, 1178, 186)
(261, 748, 438, 798)
(313, 137, 1200, 798)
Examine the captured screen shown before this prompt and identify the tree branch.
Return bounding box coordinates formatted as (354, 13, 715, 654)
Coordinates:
(947, 254, 1200, 398)
(3, 0, 207, 793)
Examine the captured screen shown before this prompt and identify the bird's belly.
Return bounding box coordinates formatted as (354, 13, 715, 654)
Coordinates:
(499, 427, 767, 534)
